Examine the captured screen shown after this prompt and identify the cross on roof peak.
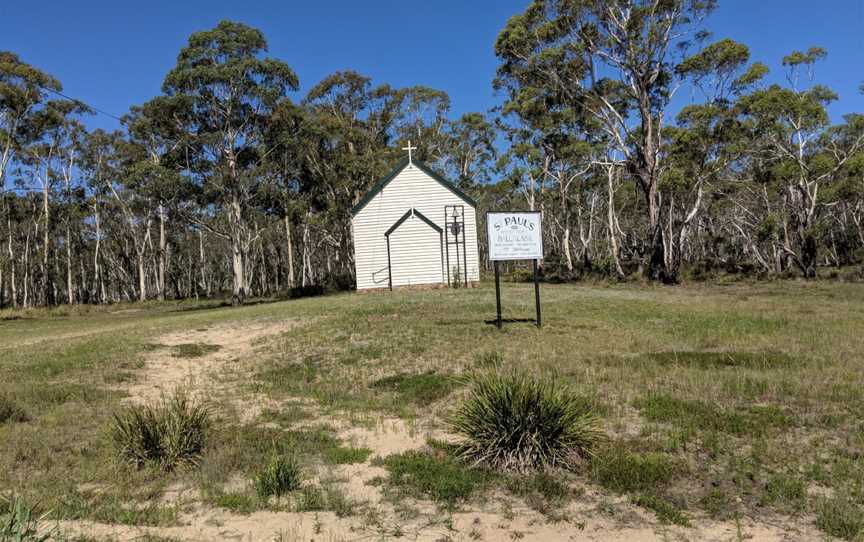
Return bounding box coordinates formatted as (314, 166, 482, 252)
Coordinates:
(402, 140, 417, 166)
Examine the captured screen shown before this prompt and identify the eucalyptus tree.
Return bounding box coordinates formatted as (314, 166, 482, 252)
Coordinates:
(78, 129, 121, 303)
(123, 96, 192, 300)
(663, 38, 766, 272)
(15, 98, 88, 305)
(496, 0, 718, 281)
(0, 52, 62, 306)
(393, 85, 451, 163)
(739, 48, 864, 278)
(162, 20, 299, 305)
(300, 71, 401, 283)
(443, 112, 497, 189)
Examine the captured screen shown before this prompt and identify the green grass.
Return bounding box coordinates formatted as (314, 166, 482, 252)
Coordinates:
(632, 494, 690, 526)
(375, 450, 493, 507)
(324, 446, 373, 465)
(370, 371, 456, 404)
(635, 393, 793, 436)
(815, 496, 864, 540)
(590, 444, 681, 494)
(254, 455, 303, 499)
(760, 473, 807, 512)
(2, 282, 864, 538)
(212, 491, 258, 514)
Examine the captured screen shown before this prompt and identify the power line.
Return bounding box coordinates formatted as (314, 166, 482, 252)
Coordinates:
(40, 85, 124, 122)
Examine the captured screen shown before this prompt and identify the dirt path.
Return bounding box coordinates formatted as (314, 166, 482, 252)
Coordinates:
(119, 319, 300, 421)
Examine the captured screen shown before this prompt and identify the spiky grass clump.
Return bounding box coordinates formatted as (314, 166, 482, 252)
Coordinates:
(254, 455, 303, 499)
(449, 371, 604, 472)
(111, 391, 209, 470)
(0, 493, 56, 542)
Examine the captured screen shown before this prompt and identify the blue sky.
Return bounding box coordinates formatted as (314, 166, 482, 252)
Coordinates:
(3, 0, 862, 132)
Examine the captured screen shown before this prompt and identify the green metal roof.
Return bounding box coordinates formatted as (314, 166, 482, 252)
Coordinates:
(350, 157, 477, 217)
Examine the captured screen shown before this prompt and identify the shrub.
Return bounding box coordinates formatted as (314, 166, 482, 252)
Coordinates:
(0, 396, 29, 425)
(449, 371, 604, 472)
(111, 391, 209, 470)
(0, 493, 57, 542)
(254, 455, 303, 499)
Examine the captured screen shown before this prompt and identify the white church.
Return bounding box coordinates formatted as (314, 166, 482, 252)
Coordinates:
(351, 144, 480, 291)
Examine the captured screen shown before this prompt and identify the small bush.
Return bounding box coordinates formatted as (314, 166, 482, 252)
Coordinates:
(0, 396, 29, 424)
(815, 497, 864, 540)
(111, 391, 209, 470)
(591, 444, 679, 493)
(0, 493, 57, 542)
(254, 455, 303, 499)
(449, 370, 604, 472)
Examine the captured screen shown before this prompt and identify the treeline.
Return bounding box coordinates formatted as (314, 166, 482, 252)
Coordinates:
(2, 1, 864, 308)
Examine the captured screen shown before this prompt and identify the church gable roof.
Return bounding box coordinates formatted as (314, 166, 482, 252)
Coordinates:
(350, 157, 477, 217)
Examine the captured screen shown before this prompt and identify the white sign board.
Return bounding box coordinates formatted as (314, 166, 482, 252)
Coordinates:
(487, 212, 543, 261)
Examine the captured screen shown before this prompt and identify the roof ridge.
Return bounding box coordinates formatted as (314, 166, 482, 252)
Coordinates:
(350, 157, 476, 216)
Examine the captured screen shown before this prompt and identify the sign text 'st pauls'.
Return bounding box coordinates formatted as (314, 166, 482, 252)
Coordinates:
(487, 212, 543, 261)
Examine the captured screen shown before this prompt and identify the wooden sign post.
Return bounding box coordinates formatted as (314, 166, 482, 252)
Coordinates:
(486, 212, 543, 328)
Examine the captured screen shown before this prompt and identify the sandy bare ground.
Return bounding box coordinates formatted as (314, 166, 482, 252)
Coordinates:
(118, 319, 303, 421)
(59, 317, 822, 542)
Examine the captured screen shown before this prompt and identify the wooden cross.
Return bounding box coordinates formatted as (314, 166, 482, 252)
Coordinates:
(402, 140, 417, 165)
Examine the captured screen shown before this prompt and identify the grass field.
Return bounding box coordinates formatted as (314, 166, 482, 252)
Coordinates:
(2, 281, 864, 541)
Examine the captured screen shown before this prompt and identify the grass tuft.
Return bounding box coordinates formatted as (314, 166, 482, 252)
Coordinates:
(0, 395, 29, 424)
(449, 370, 604, 472)
(632, 494, 690, 526)
(0, 493, 57, 542)
(110, 391, 209, 470)
(815, 497, 864, 540)
(254, 455, 303, 499)
(760, 474, 806, 512)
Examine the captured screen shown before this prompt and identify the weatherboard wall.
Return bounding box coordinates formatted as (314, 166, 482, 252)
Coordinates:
(352, 164, 480, 290)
